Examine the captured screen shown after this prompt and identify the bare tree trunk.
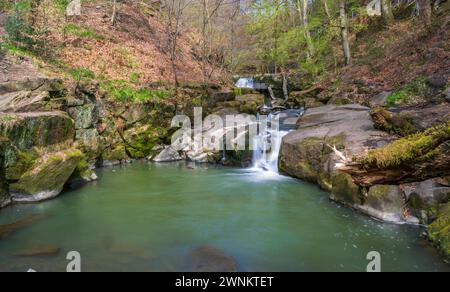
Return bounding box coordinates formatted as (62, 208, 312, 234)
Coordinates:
(417, 0, 432, 27)
(268, 86, 276, 101)
(296, 0, 314, 58)
(381, 0, 395, 26)
(282, 72, 289, 100)
(322, 0, 332, 24)
(339, 0, 351, 66)
(111, 0, 117, 26)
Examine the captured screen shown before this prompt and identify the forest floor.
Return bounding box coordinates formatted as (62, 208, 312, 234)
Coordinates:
(317, 15, 450, 105)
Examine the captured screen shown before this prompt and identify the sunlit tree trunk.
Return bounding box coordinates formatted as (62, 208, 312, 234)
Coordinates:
(296, 0, 314, 58)
(381, 0, 395, 26)
(111, 0, 117, 26)
(339, 0, 351, 66)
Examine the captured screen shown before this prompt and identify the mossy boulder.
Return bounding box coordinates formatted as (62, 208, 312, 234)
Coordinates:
(0, 112, 75, 150)
(403, 178, 450, 224)
(428, 202, 450, 261)
(102, 144, 129, 166)
(66, 158, 98, 189)
(123, 125, 167, 159)
(361, 185, 405, 223)
(330, 172, 362, 206)
(9, 148, 84, 202)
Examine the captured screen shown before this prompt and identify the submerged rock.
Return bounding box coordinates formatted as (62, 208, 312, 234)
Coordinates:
(0, 214, 47, 240)
(190, 245, 238, 272)
(9, 148, 84, 202)
(14, 245, 61, 257)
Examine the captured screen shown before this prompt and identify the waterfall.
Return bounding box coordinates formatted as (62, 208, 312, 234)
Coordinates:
(235, 77, 254, 89)
(252, 113, 289, 174)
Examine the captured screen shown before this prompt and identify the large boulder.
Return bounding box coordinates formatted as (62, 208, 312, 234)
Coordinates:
(403, 178, 450, 224)
(152, 146, 184, 162)
(371, 103, 450, 136)
(279, 104, 409, 222)
(0, 112, 74, 150)
(9, 148, 84, 202)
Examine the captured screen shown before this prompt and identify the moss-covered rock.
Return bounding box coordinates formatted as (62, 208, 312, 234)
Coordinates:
(0, 137, 10, 208)
(67, 104, 98, 129)
(9, 148, 84, 202)
(428, 203, 450, 261)
(362, 185, 405, 223)
(102, 144, 129, 166)
(404, 178, 450, 224)
(330, 172, 362, 206)
(0, 112, 75, 150)
(123, 125, 167, 159)
(348, 121, 450, 185)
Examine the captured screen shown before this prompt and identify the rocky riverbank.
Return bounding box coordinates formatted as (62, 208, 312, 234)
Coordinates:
(279, 103, 450, 261)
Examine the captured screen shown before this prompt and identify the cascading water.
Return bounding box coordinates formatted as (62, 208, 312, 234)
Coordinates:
(252, 113, 289, 174)
(235, 77, 254, 89)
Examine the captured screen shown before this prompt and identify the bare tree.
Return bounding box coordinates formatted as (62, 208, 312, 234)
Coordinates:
(162, 0, 193, 90)
(381, 0, 395, 26)
(417, 0, 432, 27)
(339, 0, 351, 66)
(296, 0, 314, 59)
(111, 0, 118, 26)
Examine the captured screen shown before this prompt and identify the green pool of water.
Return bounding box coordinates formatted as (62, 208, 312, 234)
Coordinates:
(0, 162, 448, 272)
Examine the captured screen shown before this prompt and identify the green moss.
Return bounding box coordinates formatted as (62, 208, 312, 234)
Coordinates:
(331, 171, 362, 205)
(10, 148, 83, 195)
(386, 78, 428, 106)
(428, 203, 450, 260)
(361, 121, 450, 169)
(5, 150, 38, 181)
(63, 23, 104, 40)
(100, 80, 169, 103)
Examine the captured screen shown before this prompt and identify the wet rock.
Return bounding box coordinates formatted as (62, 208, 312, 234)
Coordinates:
(9, 148, 84, 202)
(360, 185, 405, 223)
(190, 245, 238, 272)
(403, 178, 450, 224)
(102, 144, 130, 166)
(428, 202, 450, 261)
(152, 146, 183, 162)
(0, 214, 47, 239)
(15, 245, 61, 257)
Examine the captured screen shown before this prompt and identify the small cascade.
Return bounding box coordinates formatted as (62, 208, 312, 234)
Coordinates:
(235, 77, 254, 89)
(252, 113, 289, 174)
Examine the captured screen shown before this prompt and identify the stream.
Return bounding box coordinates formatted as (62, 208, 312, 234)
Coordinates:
(0, 161, 448, 272)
